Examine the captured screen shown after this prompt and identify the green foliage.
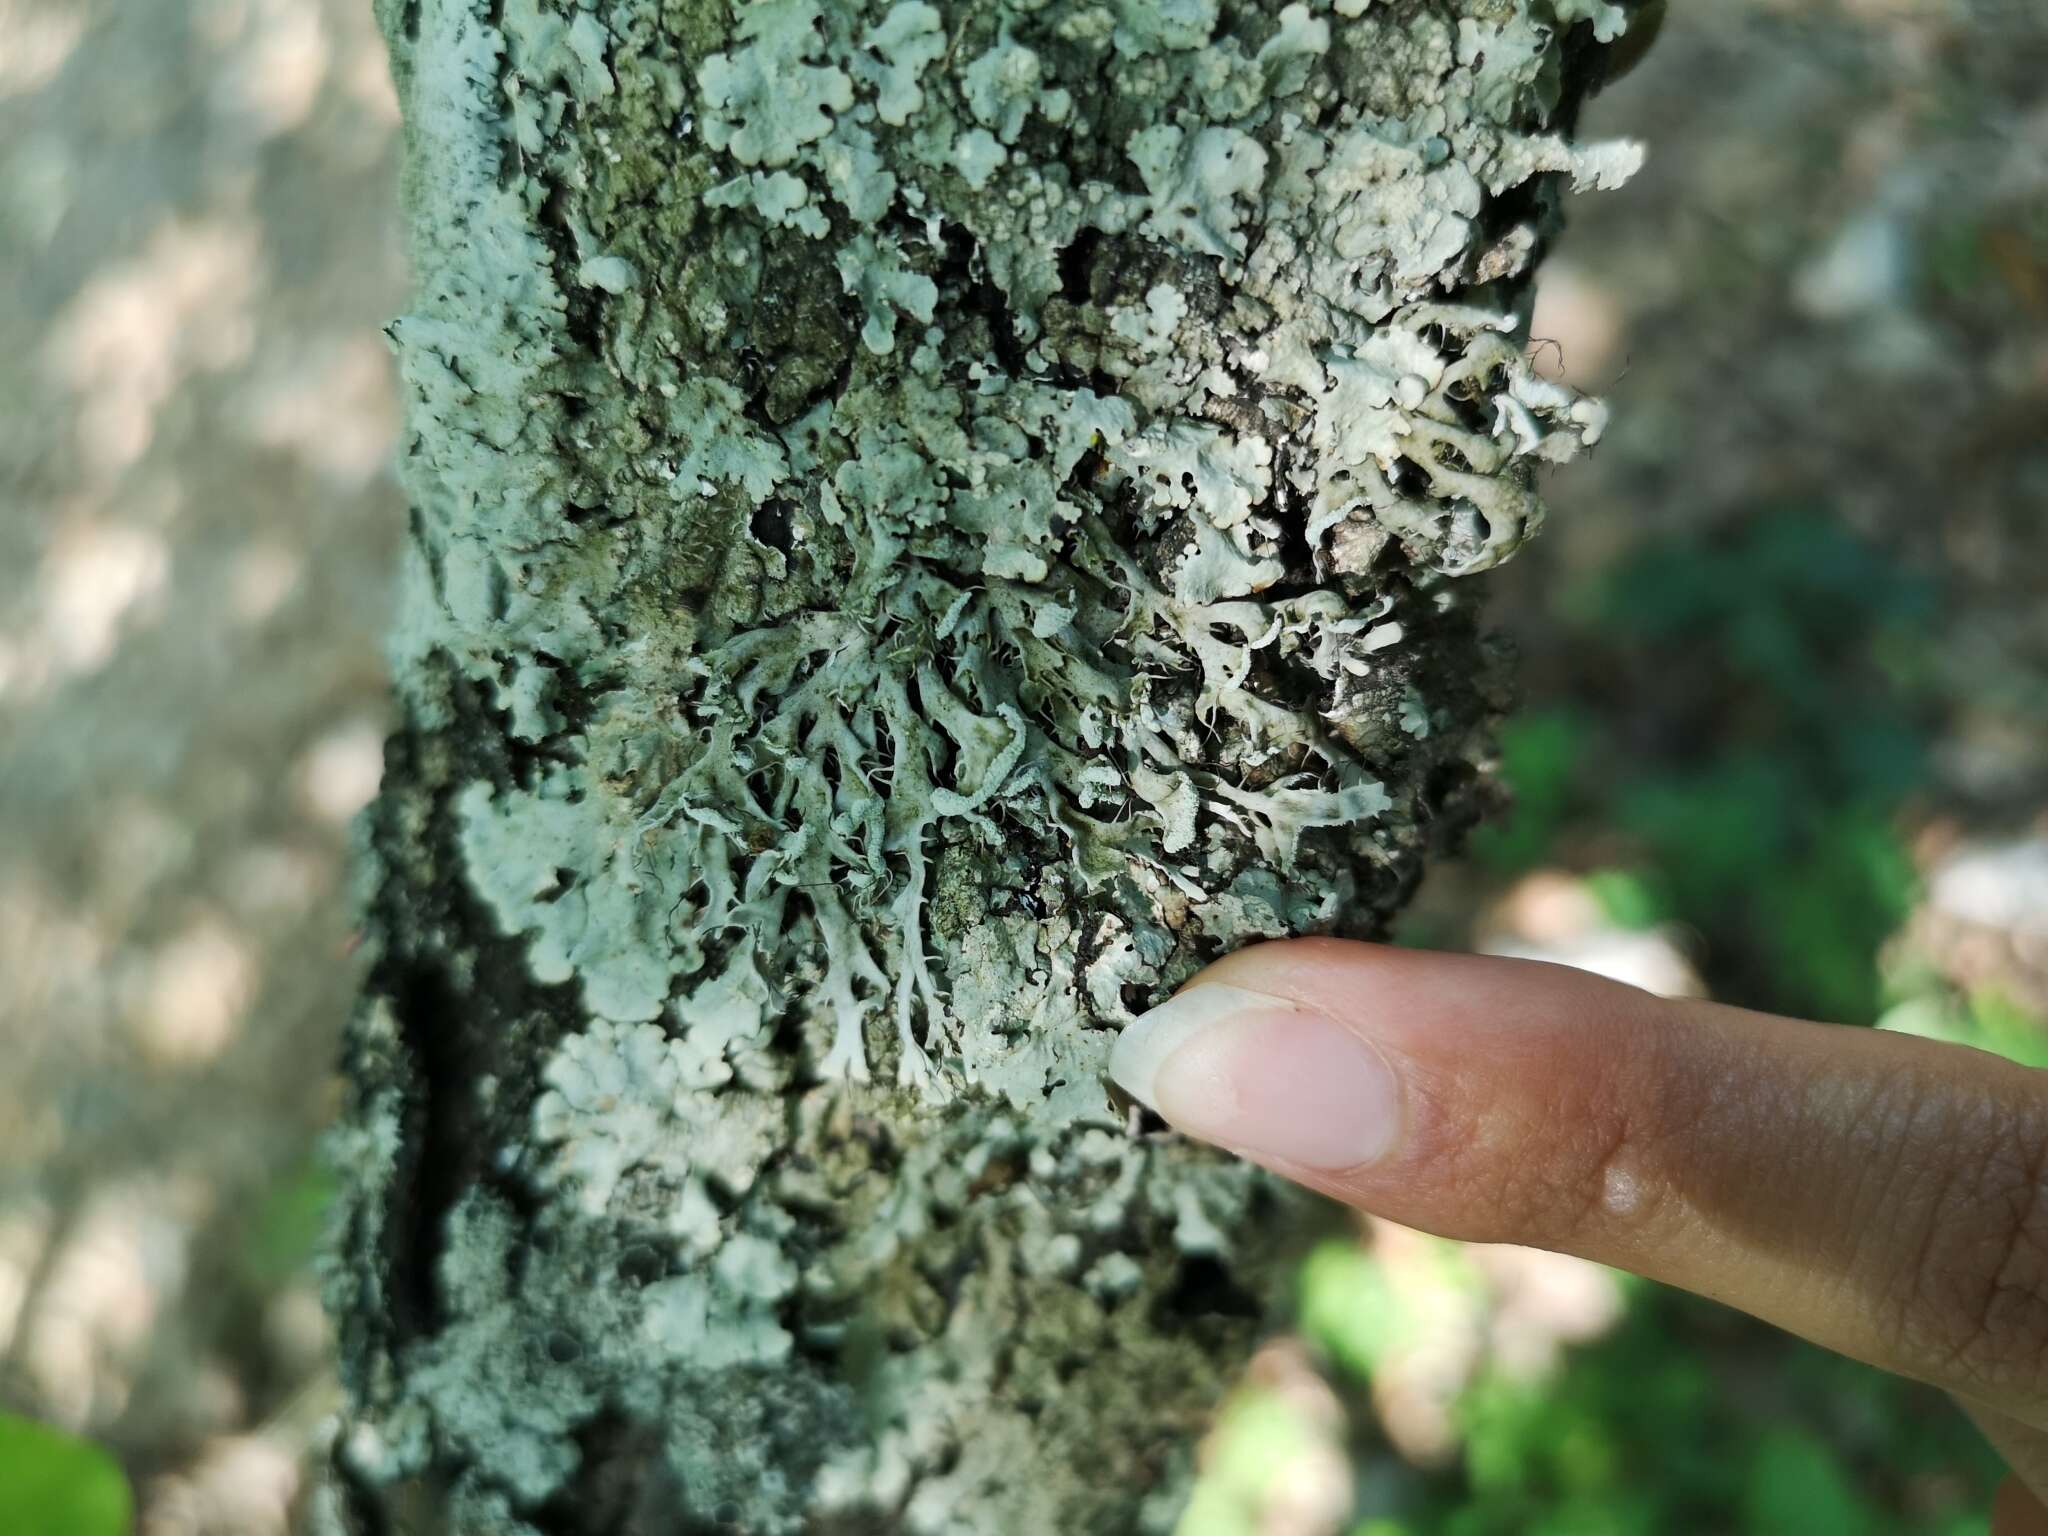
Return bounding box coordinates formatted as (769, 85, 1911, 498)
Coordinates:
(1882, 984, 2048, 1070)
(1474, 511, 1939, 1021)
(1955, 989, 2048, 1067)
(1580, 867, 1664, 931)
(1285, 1265, 1997, 1535)
(1587, 511, 1935, 1021)
(242, 1157, 337, 1287)
(1925, 217, 1993, 303)
(0, 1414, 132, 1536)
(1296, 1238, 1402, 1380)
(1925, 206, 2048, 305)
(1178, 1390, 1337, 1536)
(1297, 1237, 1484, 1384)
(1469, 711, 1593, 875)
(1741, 1429, 1876, 1536)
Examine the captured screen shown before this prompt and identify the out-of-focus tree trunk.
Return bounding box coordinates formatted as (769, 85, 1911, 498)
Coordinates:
(319, 1, 1649, 1530)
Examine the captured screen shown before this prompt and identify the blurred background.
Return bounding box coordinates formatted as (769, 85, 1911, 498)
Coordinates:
(1, 1, 2044, 1531)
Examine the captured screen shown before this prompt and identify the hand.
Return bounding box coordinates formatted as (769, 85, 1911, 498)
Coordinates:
(1109, 939, 2048, 1533)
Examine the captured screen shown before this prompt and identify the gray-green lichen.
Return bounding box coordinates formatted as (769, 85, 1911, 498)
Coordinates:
(325, 0, 1649, 1530)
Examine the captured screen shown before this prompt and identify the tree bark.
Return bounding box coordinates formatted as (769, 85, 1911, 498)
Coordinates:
(321, 1, 1648, 1530)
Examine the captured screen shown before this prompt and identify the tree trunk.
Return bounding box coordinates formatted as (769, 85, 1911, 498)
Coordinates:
(320, 0, 1647, 1530)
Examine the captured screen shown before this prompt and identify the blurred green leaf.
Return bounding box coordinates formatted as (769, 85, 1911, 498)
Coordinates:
(0, 1414, 132, 1536)
(1582, 868, 1668, 932)
(1925, 219, 1989, 301)
(1549, 513, 1939, 1022)
(1178, 1389, 1328, 1536)
(1297, 1239, 1397, 1380)
(1469, 711, 1594, 874)
(1966, 990, 2048, 1068)
(1749, 808, 1918, 1023)
(1883, 988, 2048, 1070)
(1742, 1428, 1876, 1536)
(244, 1158, 337, 1286)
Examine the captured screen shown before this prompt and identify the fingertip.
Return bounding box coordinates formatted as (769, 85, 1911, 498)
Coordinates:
(1157, 938, 1719, 1262)
(1108, 982, 1267, 1113)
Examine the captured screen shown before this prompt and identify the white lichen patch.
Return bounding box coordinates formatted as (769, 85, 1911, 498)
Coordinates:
(531, 1013, 781, 1254)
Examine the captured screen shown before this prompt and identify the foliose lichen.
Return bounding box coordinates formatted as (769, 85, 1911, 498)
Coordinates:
(325, 0, 1650, 1529)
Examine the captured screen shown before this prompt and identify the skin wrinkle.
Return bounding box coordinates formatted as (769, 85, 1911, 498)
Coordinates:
(1885, 1084, 2000, 1385)
(1546, 1085, 1640, 1251)
(1430, 993, 1715, 1256)
(1515, 1004, 1664, 1250)
(1919, 1095, 2048, 1405)
(1822, 1054, 1929, 1311)
(1574, 1009, 1724, 1243)
(1819, 1071, 2048, 1404)
(1623, 1011, 2048, 1406)
(1548, 1008, 1770, 1266)
(1631, 1012, 1914, 1355)
(1986, 1116, 2048, 1400)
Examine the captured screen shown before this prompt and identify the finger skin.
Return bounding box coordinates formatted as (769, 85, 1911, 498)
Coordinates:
(1189, 940, 2048, 1422)
(1968, 1403, 2048, 1522)
(1995, 1476, 2048, 1536)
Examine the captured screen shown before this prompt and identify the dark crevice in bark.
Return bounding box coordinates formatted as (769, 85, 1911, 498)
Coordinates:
(941, 228, 1032, 379)
(539, 180, 611, 361)
(381, 946, 481, 1335)
(1056, 225, 1101, 303)
(339, 1474, 395, 1536)
(532, 1412, 668, 1536)
(1153, 1252, 1267, 1331)
(362, 663, 594, 1341)
(750, 493, 798, 555)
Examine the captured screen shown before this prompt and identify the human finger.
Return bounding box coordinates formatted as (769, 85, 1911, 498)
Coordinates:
(1109, 939, 2048, 1423)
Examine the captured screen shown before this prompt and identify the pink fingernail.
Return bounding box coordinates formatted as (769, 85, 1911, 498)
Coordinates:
(1109, 983, 1400, 1171)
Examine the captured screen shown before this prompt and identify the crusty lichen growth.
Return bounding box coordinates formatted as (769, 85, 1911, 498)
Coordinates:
(325, 0, 1648, 1530)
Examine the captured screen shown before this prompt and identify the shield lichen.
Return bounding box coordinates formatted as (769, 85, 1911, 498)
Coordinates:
(327, 0, 1650, 1529)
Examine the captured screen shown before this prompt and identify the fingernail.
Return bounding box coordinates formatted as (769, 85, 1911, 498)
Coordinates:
(1108, 983, 1400, 1171)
